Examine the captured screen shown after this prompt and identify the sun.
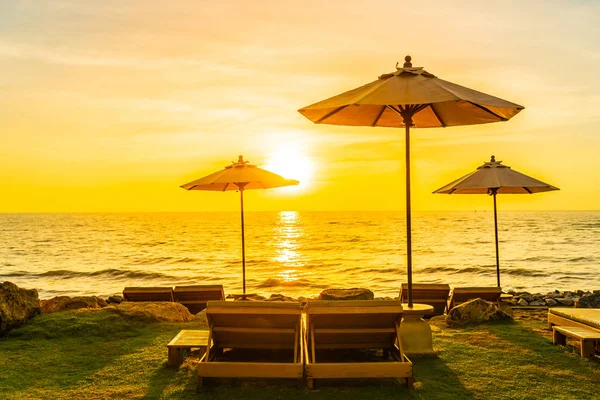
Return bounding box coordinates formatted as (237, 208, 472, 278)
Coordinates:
(262, 143, 314, 191)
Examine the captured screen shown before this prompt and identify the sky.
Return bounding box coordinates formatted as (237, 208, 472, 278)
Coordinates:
(1, 0, 599, 212)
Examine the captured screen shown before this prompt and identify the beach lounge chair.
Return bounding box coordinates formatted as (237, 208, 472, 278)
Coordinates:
(447, 287, 502, 310)
(399, 283, 450, 317)
(548, 308, 600, 357)
(173, 285, 225, 314)
(197, 300, 304, 389)
(304, 300, 413, 389)
(548, 308, 600, 331)
(122, 286, 174, 302)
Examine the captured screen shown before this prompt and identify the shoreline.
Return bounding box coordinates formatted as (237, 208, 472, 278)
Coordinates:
(36, 286, 600, 309)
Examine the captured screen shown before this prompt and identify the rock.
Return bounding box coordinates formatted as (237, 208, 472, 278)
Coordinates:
(529, 301, 546, 306)
(575, 293, 600, 308)
(109, 302, 193, 322)
(445, 298, 512, 328)
(517, 298, 529, 306)
(545, 298, 558, 307)
(233, 294, 266, 301)
(319, 288, 374, 301)
(266, 294, 296, 302)
(41, 296, 108, 314)
(0, 282, 42, 336)
(108, 295, 123, 304)
(556, 298, 575, 307)
(498, 302, 514, 317)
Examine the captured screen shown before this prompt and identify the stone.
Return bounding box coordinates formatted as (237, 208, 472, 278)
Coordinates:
(41, 296, 108, 314)
(517, 298, 529, 306)
(529, 301, 546, 306)
(108, 295, 123, 304)
(556, 298, 575, 307)
(0, 281, 42, 336)
(445, 298, 512, 328)
(266, 294, 296, 302)
(109, 302, 193, 322)
(575, 293, 600, 308)
(498, 302, 514, 317)
(233, 294, 266, 301)
(319, 288, 374, 301)
(545, 298, 558, 307)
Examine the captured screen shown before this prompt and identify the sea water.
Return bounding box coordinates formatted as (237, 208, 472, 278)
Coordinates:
(1, 211, 599, 299)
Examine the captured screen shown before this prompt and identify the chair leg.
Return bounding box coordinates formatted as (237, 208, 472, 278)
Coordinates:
(406, 377, 415, 389)
(306, 378, 314, 389)
(581, 340, 595, 357)
(167, 347, 181, 367)
(196, 377, 204, 392)
(553, 330, 566, 346)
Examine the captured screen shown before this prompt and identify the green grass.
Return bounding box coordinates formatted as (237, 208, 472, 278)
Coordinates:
(0, 310, 598, 399)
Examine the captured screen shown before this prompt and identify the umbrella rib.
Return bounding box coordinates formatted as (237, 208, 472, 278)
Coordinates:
(316, 105, 349, 123)
(387, 105, 402, 116)
(428, 104, 447, 127)
(371, 105, 386, 127)
(467, 101, 507, 121)
(523, 187, 532, 194)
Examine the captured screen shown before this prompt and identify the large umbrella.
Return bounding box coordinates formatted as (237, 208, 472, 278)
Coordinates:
(181, 155, 299, 295)
(298, 56, 524, 306)
(433, 155, 559, 287)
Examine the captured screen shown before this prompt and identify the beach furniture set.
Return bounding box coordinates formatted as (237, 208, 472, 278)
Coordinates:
(122, 285, 225, 313)
(169, 300, 413, 389)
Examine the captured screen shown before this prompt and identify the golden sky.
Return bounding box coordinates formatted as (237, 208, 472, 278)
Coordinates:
(1, 0, 599, 212)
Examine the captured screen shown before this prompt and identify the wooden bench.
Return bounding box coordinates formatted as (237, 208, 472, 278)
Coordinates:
(552, 326, 600, 357)
(167, 330, 209, 367)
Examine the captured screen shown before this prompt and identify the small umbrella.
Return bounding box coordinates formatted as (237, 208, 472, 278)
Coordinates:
(298, 56, 524, 306)
(181, 155, 299, 295)
(433, 155, 559, 287)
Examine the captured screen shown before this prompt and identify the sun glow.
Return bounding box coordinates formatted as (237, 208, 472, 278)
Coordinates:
(263, 143, 315, 191)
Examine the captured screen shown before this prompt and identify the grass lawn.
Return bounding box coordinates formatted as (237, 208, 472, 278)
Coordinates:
(0, 309, 598, 399)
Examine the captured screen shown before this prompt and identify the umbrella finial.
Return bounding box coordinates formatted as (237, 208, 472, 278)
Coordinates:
(235, 155, 249, 165)
(403, 55, 412, 68)
(490, 155, 496, 162)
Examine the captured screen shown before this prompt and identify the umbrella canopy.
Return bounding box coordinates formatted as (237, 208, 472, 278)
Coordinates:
(433, 155, 559, 287)
(181, 155, 299, 295)
(181, 155, 299, 191)
(434, 156, 559, 195)
(298, 56, 524, 307)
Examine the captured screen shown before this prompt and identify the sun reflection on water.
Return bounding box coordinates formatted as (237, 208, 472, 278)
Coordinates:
(272, 211, 305, 283)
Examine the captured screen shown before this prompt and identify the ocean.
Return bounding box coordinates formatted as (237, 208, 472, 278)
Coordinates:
(1, 211, 599, 300)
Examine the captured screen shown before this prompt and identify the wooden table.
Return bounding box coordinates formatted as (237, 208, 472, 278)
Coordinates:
(167, 329, 209, 367)
(398, 303, 436, 356)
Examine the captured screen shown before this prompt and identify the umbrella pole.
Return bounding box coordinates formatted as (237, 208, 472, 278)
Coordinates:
(492, 191, 500, 287)
(240, 188, 246, 295)
(404, 121, 413, 308)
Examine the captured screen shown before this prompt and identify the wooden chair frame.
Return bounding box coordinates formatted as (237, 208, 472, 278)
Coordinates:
(173, 285, 225, 314)
(400, 283, 450, 316)
(197, 301, 304, 389)
(122, 286, 174, 302)
(304, 300, 413, 389)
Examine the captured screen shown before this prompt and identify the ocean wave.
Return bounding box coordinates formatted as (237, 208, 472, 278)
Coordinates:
(255, 277, 310, 288)
(0, 268, 180, 281)
(568, 256, 593, 262)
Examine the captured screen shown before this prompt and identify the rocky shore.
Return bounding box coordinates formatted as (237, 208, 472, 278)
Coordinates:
(505, 289, 600, 308)
(2, 281, 600, 336)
